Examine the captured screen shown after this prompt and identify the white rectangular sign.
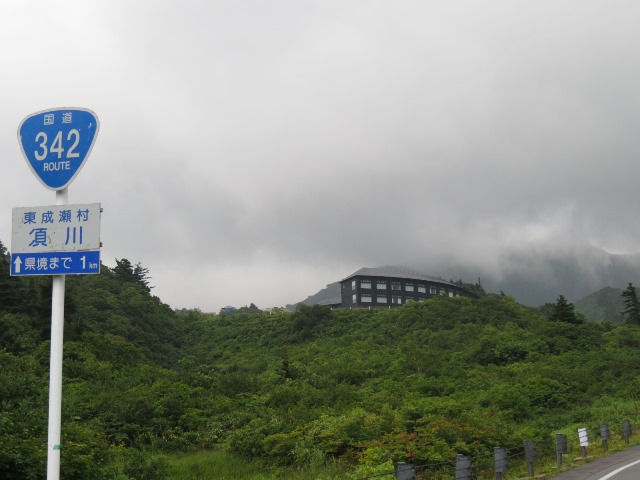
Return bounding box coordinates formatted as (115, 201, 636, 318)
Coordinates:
(12, 203, 101, 253)
(578, 427, 589, 447)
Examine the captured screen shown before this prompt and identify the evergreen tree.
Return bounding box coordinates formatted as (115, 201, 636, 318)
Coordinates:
(114, 258, 153, 292)
(453, 278, 487, 297)
(622, 283, 640, 325)
(550, 294, 581, 324)
(133, 262, 153, 292)
(113, 258, 136, 283)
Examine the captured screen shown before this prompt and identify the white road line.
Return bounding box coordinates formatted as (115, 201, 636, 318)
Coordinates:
(597, 458, 640, 480)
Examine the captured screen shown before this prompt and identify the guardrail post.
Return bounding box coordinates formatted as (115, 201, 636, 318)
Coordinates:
(455, 454, 471, 480)
(600, 424, 610, 451)
(396, 462, 415, 480)
(524, 440, 536, 477)
(623, 420, 633, 445)
(494, 447, 508, 480)
(578, 428, 589, 458)
(556, 433, 568, 466)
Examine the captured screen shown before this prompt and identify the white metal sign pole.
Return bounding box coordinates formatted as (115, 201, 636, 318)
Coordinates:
(47, 187, 68, 480)
(18, 107, 100, 480)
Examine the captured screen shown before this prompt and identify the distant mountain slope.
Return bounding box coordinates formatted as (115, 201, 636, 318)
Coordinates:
(574, 286, 625, 324)
(293, 244, 640, 309)
(286, 282, 340, 310)
(440, 245, 640, 307)
(295, 281, 630, 325)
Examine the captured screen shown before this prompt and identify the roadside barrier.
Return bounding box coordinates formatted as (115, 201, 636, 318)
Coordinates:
(358, 420, 635, 479)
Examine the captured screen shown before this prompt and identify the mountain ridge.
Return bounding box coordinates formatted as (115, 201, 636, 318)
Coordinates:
(293, 243, 640, 308)
(574, 286, 625, 324)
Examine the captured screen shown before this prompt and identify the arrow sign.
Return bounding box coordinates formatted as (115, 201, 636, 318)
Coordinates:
(17, 108, 100, 191)
(13, 256, 22, 274)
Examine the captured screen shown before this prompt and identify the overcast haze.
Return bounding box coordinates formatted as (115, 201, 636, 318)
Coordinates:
(1, 1, 639, 312)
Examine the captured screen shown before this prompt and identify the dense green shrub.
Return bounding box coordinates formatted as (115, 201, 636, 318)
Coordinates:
(4, 247, 640, 476)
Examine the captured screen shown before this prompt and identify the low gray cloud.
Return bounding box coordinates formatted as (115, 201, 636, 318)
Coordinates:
(1, 1, 640, 311)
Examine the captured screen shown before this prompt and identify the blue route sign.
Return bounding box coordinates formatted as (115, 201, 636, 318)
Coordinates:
(17, 108, 99, 191)
(10, 203, 102, 277)
(11, 251, 101, 276)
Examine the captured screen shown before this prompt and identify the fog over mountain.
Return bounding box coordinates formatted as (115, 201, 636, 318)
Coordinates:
(439, 241, 640, 306)
(299, 239, 640, 308)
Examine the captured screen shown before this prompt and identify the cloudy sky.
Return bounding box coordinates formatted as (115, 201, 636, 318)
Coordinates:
(1, 1, 639, 312)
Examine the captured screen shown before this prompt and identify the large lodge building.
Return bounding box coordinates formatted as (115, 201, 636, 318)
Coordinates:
(336, 266, 478, 308)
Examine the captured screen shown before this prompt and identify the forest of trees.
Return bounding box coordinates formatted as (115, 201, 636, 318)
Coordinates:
(3, 238, 640, 478)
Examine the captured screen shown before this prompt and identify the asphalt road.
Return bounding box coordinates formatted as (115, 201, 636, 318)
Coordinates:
(550, 446, 640, 480)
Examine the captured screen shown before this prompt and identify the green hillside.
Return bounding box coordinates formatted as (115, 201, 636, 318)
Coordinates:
(3, 240, 640, 479)
(574, 286, 625, 324)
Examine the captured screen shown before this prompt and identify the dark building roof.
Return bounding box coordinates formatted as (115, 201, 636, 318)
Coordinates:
(340, 266, 456, 286)
(316, 296, 342, 306)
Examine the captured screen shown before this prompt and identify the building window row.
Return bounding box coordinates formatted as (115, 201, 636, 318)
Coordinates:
(355, 293, 461, 305)
(356, 294, 404, 304)
(351, 279, 457, 301)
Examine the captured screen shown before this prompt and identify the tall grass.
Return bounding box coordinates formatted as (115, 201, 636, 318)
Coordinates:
(167, 450, 270, 480)
(166, 449, 355, 480)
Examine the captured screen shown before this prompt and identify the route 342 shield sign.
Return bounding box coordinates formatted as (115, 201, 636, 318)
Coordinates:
(18, 108, 100, 191)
